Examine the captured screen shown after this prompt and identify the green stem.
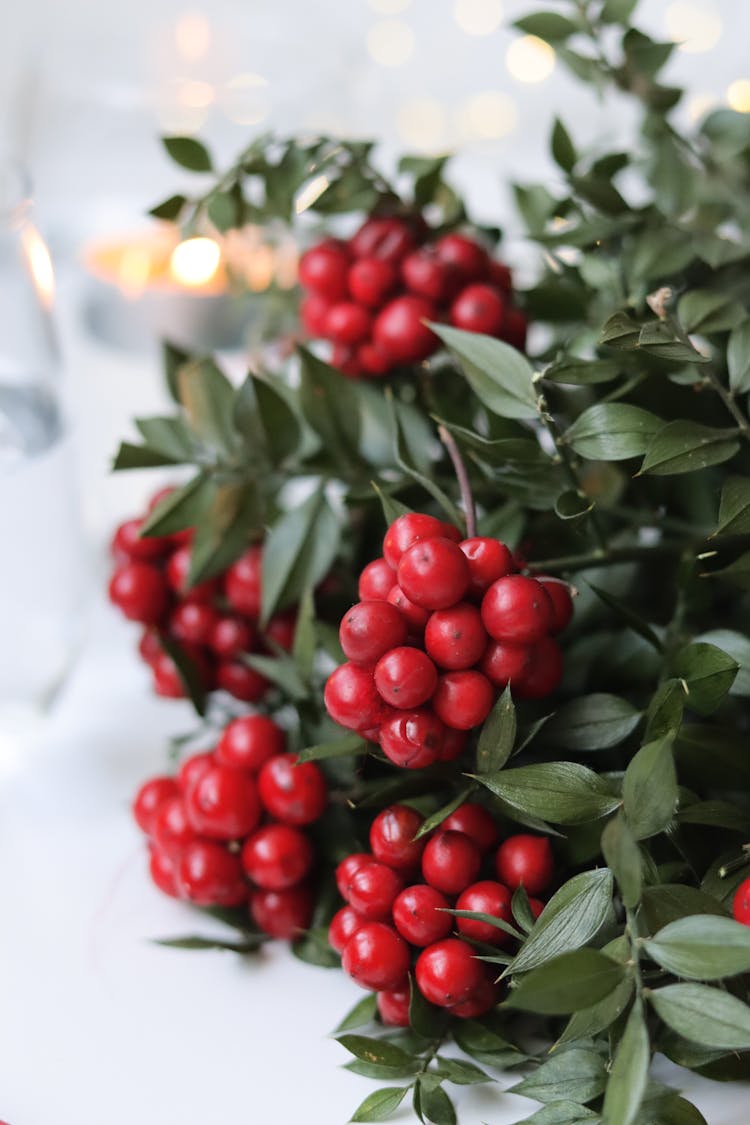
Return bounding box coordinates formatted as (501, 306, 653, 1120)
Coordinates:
(703, 366, 750, 444)
(537, 391, 609, 552)
(625, 907, 645, 1004)
(438, 424, 477, 538)
(527, 542, 682, 573)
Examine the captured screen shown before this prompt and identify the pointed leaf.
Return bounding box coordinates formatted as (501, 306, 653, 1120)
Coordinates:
(162, 135, 212, 172)
(640, 421, 739, 476)
(601, 999, 649, 1125)
(335, 993, 378, 1032)
(430, 324, 539, 420)
(350, 1086, 410, 1122)
(565, 404, 661, 460)
(507, 949, 627, 1014)
(476, 762, 620, 825)
(642, 915, 750, 980)
(546, 694, 641, 752)
(336, 1035, 413, 1068)
(510, 868, 615, 974)
(728, 320, 750, 393)
(713, 476, 750, 537)
(671, 642, 737, 715)
(623, 737, 678, 840)
(476, 685, 515, 773)
(648, 983, 750, 1049)
(509, 1046, 606, 1105)
(601, 813, 642, 909)
(261, 489, 340, 622)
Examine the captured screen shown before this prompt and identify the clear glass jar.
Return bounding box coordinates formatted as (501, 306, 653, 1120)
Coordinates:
(0, 164, 88, 738)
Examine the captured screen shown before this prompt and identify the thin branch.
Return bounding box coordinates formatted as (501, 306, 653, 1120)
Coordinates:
(438, 424, 477, 538)
(527, 542, 682, 573)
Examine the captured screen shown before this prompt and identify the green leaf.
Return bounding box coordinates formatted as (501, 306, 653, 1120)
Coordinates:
(476, 685, 515, 773)
(413, 787, 474, 840)
(158, 634, 207, 716)
(727, 320, 750, 394)
(514, 1103, 598, 1124)
(678, 290, 745, 334)
(433, 1057, 491, 1085)
(507, 949, 627, 1015)
(430, 324, 539, 420)
(261, 488, 340, 622)
(409, 976, 448, 1040)
(292, 924, 340, 967)
(640, 884, 727, 932)
(713, 476, 750, 537)
(475, 762, 620, 825)
(586, 582, 663, 652)
(599, 311, 641, 348)
(646, 679, 685, 741)
(551, 118, 577, 172)
(509, 1047, 606, 1105)
(234, 373, 301, 467)
(350, 1086, 410, 1122)
(601, 999, 649, 1125)
(207, 189, 241, 232)
(371, 483, 413, 526)
(335, 993, 378, 1032)
(706, 549, 750, 590)
(559, 972, 634, 1044)
(451, 1020, 522, 1066)
(177, 358, 237, 457)
(510, 868, 615, 974)
(511, 885, 538, 933)
(545, 358, 621, 386)
(162, 135, 212, 172)
(389, 398, 463, 527)
(153, 934, 262, 952)
(514, 12, 580, 41)
(148, 193, 187, 221)
(298, 733, 368, 763)
(671, 642, 737, 715)
(298, 347, 362, 469)
(642, 915, 750, 980)
(555, 489, 593, 521)
(187, 482, 262, 586)
(601, 0, 637, 21)
(139, 473, 210, 538)
(648, 983, 750, 1050)
(640, 421, 739, 476)
(336, 1035, 413, 1068)
(112, 441, 180, 470)
(419, 1083, 456, 1125)
(546, 694, 641, 752)
(677, 799, 750, 834)
(622, 737, 677, 840)
(637, 322, 708, 363)
(446, 909, 523, 942)
(564, 404, 661, 460)
(696, 629, 750, 696)
(601, 814, 642, 909)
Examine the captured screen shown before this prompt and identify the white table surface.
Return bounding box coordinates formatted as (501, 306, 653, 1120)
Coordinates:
(1, 603, 749, 1125)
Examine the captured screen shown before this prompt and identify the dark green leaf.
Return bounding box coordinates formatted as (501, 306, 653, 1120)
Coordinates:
(261, 489, 340, 622)
(727, 321, 750, 394)
(112, 441, 179, 470)
(545, 358, 621, 385)
(336, 1035, 413, 1068)
(509, 1047, 606, 1105)
(350, 1086, 410, 1122)
(409, 976, 448, 1040)
(158, 634, 207, 716)
(177, 358, 237, 457)
(642, 915, 750, 980)
(162, 135, 213, 172)
(671, 642, 737, 715)
(149, 193, 187, 221)
(153, 934, 262, 952)
(445, 909, 523, 941)
(187, 482, 261, 586)
(207, 189, 241, 232)
(510, 868, 615, 974)
(513, 1102, 598, 1124)
(511, 885, 538, 933)
(601, 814, 642, 909)
(555, 489, 593, 520)
(551, 118, 577, 172)
(695, 629, 750, 696)
(648, 983, 750, 1049)
(451, 1020, 522, 1065)
(514, 12, 580, 41)
(706, 549, 750, 590)
(371, 483, 413, 526)
(646, 680, 685, 741)
(622, 737, 677, 840)
(713, 477, 750, 537)
(335, 993, 378, 1032)
(559, 972, 634, 1044)
(602, 999, 649, 1125)
(565, 404, 661, 460)
(599, 311, 641, 348)
(430, 324, 538, 420)
(292, 924, 340, 967)
(419, 1083, 455, 1125)
(678, 290, 745, 335)
(234, 373, 301, 467)
(298, 734, 368, 763)
(433, 1057, 490, 1085)
(677, 799, 750, 834)
(298, 347, 362, 468)
(139, 473, 210, 538)
(507, 949, 627, 1014)
(413, 788, 474, 840)
(641, 885, 727, 932)
(475, 762, 620, 825)
(638, 322, 710, 364)
(586, 583, 663, 652)
(546, 694, 641, 752)
(640, 421, 739, 476)
(476, 686, 515, 773)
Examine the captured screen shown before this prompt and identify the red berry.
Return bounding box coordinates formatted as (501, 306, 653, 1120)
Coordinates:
(341, 922, 410, 991)
(415, 938, 487, 1008)
(169, 601, 218, 646)
(455, 881, 513, 946)
(422, 831, 481, 896)
(374, 646, 438, 709)
(138, 628, 162, 666)
(265, 610, 297, 651)
(332, 344, 362, 378)
(152, 652, 187, 698)
(357, 340, 393, 378)
(329, 905, 366, 954)
(383, 513, 450, 569)
(148, 846, 180, 898)
(425, 603, 488, 670)
(216, 661, 269, 702)
(442, 803, 499, 854)
(432, 670, 494, 730)
(109, 563, 169, 625)
(241, 824, 314, 889)
(185, 765, 261, 840)
(359, 557, 397, 601)
(450, 979, 499, 1018)
(339, 601, 408, 666)
(480, 640, 533, 690)
(529, 897, 545, 920)
(386, 585, 430, 632)
(336, 853, 372, 900)
(392, 884, 453, 946)
(733, 877, 750, 926)
(398, 538, 470, 611)
(224, 546, 263, 617)
(165, 546, 218, 604)
(451, 284, 505, 335)
(325, 662, 387, 732)
(370, 804, 426, 871)
(438, 727, 469, 762)
(216, 715, 285, 773)
(301, 292, 332, 335)
(503, 306, 528, 351)
(257, 753, 327, 826)
(348, 257, 397, 306)
(177, 751, 215, 795)
(489, 261, 512, 292)
(435, 234, 489, 283)
(210, 615, 254, 660)
(250, 884, 313, 939)
(299, 241, 350, 300)
(112, 517, 171, 563)
(133, 776, 179, 834)
(178, 840, 247, 906)
(537, 577, 574, 635)
(459, 537, 514, 596)
(350, 217, 416, 264)
(513, 636, 563, 700)
(152, 796, 197, 859)
(377, 987, 410, 1027)
(496, 835, 554, 896)
(374, 296, 438, 365)
(348, 861, 405, 920)
(401, 248, 457, 303)
(379, 709, 445, 769)
(324, 302, 372, 345)
(481, 575, 553, 645)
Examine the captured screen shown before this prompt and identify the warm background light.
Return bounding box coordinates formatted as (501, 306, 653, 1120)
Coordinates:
(454, 0, 503, 37)
(727, 79, 750, 113)
(506, 35, 556, 84)
(169, 237, 221, 287)
(222, 73, 270, 126)
(366, 19, 415, 67)
(174, 9, 212, 61)
(664, 2, 723, 54)
(458, 90, 518, 140)
(396, 98, 445, 150)
(22, 227, 56, 308)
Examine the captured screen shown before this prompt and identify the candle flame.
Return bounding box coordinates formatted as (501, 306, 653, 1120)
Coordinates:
(169, 237, 221, 287)
(22, 226, 55, 308)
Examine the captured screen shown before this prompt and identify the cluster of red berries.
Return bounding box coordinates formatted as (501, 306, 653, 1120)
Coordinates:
(109, 487, 295, 702)
(132, 714, 328, 939)
(734, 877, 750, 926)
(324, 513, 572, 767)
(299, 215, 527, 380)
(329, 802, 554, 1024)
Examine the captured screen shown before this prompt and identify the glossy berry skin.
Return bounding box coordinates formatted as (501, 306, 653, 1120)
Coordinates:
(537, 577, 574, 635)
(169, 602, 218, 646)
(348, 257, 397, 306)
(374, 646, 438, 709)
(383, 513, 449, 569)
(358, 340, 393, 378)
(459, 538, 515, 596)
(152, 796, 197, 859)
(425, 603, 488, 670)
(503, 306, 528, 351)
(369, 804, 426, 871)
(455, 881, 514, 946)
(481, 575, 553, 645)
(109, 563, 168, 625)
(373, 295, 438, 365)
(335, 853, 372, 900)
(529, 898, 545, 920)
(216, 661, 268, 703)
(241, 824, 314, 889)
(328, 905, 366, 954)
(442, 803, 499, 854)
(496, 835, 554, 896)
(133, 776, 179, 834)
(379, 709, 445, 769)
(358, 557, 397, 601)
(733, 878, 750, 926)
(250, 884, 313, 939)
(432, 670, 494, 730)
(210, 615, 254, 660)
(514, 636, 563, 700)
(438, 727, 469, 762)
(324, 662, 387, 732)
(377, 987, 410, 1027)
(422, 831, 481, 896)
(347, 861, 405, 921)
(401, 249, 457, 303)
(415, 938, 487, 1008)
(265, 610, 297, 651)
(324, 302, 372, 345)
(341, 922, 410, 991)
(138, 628, 162, 666)
(480, 639, 533, 690)
(450, 283, 505, 335)
(178, 840, 247, 907)
(257, 753, 327, 826)
(435, 234, 489, 283)
(397, 538, 471, 610)
(149, 846, 180, 898)
(177, 751, 215, 795)
(152, 652, 186, 698)
(224, 546, 263, 617)
(216, 715, 285, 773)
(332, 344, 361, 378)
(392, 884, 453, 947)
(489, 261, 512, 292)
(165, 546, 218, 604)
(301, 292, 332, 336)
(450, 980, 499, 1019)
(339, 601, 408, 666)
(350, 217, 416, 264)
(185, 766, 261, 841)
(112, 517, 171, 563)
(386, 585, 430, 632)
(299, 241, 350, 300)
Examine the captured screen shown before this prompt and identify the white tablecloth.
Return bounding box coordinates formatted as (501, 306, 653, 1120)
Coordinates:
(1, 604, 748, 1125)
